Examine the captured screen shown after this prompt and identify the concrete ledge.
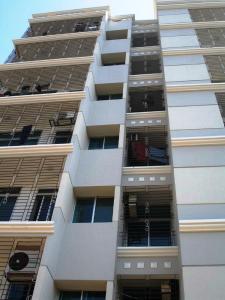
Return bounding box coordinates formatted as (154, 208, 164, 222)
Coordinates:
(0, 221, 54, 236)
(158, 2, 225, 10)
(160, 20, 225, 30)
(163, 46, 225, 57)
(0, 91, 85, 106)
(172, 136, 225, 147)
(117, 246, 179, 257)
(123, 165, 172, 175)
(1, 56, 93, 71)
(0, 143, 73, 158)
(126, 111, 166, 120)
(129, 73, 163, 81)
(29, 11, 106, 24)
(180, 219, 225, 233)
(166, 82, 225, 93)
(14, 31, 99, 46)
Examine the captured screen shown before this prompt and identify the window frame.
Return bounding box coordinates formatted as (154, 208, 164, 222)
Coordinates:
(88, 136, 118, 150)
(73, 197, 114, 223)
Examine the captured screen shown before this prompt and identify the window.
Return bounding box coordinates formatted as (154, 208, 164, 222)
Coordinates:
(73, 198, 113, 223)
(29, 189, 57, 221)
(7, 283, 34, 300)
(88, 136, 118, 149)
(0, 130, 41, 146)
(53, 130, 72, 144)
(97, 94, 122, 101)
(60, 291, 105, 300)
(0, 188, 21, 221)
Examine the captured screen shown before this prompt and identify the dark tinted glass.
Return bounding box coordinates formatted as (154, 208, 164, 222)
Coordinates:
(54, 131, 72, 144)
(73, 198, 94, 223)
(94, 198, 113, 222)
(83, 291, 105, 300)
(7, 283, 32, 300)
(104, 136, 118, 149)
(60, 291, 81, 300)
(97, 95, 109, 100)
(110, 94, 122, 99)
(89, 138, 104, 149)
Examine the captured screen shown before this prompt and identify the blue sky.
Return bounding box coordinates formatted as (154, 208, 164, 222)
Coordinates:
(0, 0, 155, 63)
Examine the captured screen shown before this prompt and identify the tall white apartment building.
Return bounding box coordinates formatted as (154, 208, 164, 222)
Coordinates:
(0, 0, 225, 299)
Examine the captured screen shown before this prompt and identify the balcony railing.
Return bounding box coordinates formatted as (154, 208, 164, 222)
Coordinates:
(0, 64, 89, 97)
(13, 37, 97, 63)
(0, 188, 57, 222)
(30, 17, 102, 37)
(118, 279, 179, 300)
(128, 89, 165, 112)
(0, 238, 44, 300)
(132, 32, 159, 47)
(120, 191, 175, 247)
(126, 130, 169, 167)
(0, 102, 78, 147)
(131, 55, 161, 75)
(0, 156, 65, 222)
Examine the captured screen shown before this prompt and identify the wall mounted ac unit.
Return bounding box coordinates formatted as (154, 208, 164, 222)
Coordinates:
(5, 242, 41, 283)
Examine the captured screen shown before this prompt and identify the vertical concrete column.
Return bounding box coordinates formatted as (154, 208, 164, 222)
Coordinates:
(106, 281, 115, 300)
(32, 266, 59, 300)
(113, 186, 122, 222)
(157, 4, 225, 300)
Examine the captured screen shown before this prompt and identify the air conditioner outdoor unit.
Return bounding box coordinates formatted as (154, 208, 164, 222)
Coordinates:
(5, 243, 41, 283)
(49, 111, 76, 127)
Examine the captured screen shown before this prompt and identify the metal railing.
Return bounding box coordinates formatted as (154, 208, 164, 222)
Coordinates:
(0, 188, 58, 222)
(0, 156, 65, 222)
(31, 18, 101, 37)
(126, 132, 169, 167)
(120, 225, 176, 247)
(128, 90, 165, 112)
(0, 129, 74, 147)
(131, 57, 161, 75)
(0, 64, 89, 98)
(118, 280, 179, 300)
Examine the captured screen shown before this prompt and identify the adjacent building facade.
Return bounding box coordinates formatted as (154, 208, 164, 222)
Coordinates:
(0, 0, 225, 299)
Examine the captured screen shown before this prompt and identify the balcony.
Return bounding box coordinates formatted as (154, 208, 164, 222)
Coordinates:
(118, 279, 179, 300)
(132, 31, 159, 48)
(126, 128, 169, 167)
(128, 87, 165, 113)
(0, 62, 89, 98)
(0, 101, 79, 146)
(131, 55, 161, 75)
(0, 155, 65, 222)
(12, 36, 97, 62)
(30, 17, 102, 37)
(119, 190, 175, 247)
(0, 238, 44, 300)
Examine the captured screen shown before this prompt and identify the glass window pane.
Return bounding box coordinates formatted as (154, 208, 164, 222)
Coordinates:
(94, 198, 113, 222)
(83, 291, 105, 300)
(60, 291, 81, 300)
(73, 198, 94, 223)
(89, 138, 104, 149)
(104, 136, 118, 149)
(110, 94, 122, 99)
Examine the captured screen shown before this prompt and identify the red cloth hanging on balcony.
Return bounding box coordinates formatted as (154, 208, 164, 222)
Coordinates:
(132, 141, 147, 161)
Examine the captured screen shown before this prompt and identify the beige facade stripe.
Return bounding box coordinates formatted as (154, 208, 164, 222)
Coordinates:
(0, 222, 54, 236)
(14, 31, 100, 46)
(179, 219, 225, 232)
(0, 56, 93, 71)
(123, 165, 172, 175)
(0, 144, 73, 158)
(117, 246, 179, 257)
(160, 21, 225, 30)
